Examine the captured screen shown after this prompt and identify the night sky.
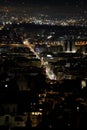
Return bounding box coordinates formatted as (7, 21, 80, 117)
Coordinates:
(0, 0, 86, 6)
(0, 0, 87, 17)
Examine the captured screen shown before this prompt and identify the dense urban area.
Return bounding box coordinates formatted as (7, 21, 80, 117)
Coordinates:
(0, 0, 87, 129)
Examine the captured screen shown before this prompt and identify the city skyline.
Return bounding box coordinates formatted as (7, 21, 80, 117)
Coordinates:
(0, 0, 87, 17)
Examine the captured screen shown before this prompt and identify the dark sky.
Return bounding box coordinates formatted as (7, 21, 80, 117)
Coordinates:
(0, 0, 86, 6)
(0, 0, 87, 17)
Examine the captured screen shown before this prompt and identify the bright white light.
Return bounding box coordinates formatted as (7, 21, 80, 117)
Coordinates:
(66, 50, 70, 53)
(77, 107, 79, 110)
(5, 84, 8, 88)
(23, 41, 26, 45)
(31, 112, 34, 115)
(72, 50, 76, 53)
(47, 35, 52, 39)
(66, 50, 76, 53)
(39, 108, 43, 111)
(81, 80, 86, 89)
(47, 54, 52, 58)
(46, 66, 57, 80)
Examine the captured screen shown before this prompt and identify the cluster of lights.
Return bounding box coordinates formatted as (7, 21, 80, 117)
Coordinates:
(75, 41, 87, 46)
(31, 112, 42, 116)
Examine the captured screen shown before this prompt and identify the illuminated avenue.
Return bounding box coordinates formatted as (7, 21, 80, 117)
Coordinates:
(0, 0, 87, 129)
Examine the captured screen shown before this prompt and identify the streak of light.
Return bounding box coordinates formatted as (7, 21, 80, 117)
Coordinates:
(23, 39, 57, 80)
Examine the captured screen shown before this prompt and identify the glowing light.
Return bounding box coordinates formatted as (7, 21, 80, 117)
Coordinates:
(72, 50, 76, 53)
(5, 84, 8, 88)
(81, 80, 86, 89)
(31, 112, 42, 115)
(77, 107, 79, 110)
(47, 35, 52, 39)
(23, 39, 57, 81)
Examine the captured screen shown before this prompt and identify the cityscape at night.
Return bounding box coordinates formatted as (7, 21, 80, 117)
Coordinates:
(0, 0, 87, 129)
